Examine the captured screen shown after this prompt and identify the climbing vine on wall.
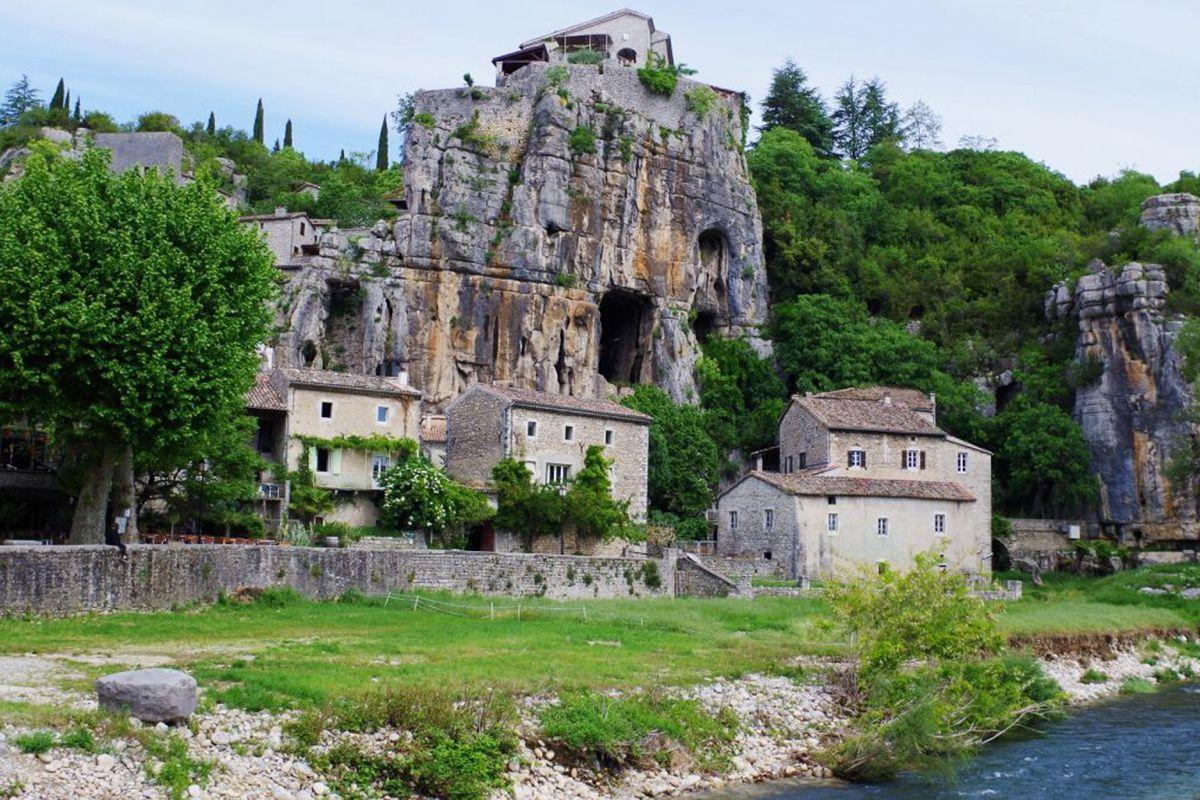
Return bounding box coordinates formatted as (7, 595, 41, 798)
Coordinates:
(293, 434, 418, 456)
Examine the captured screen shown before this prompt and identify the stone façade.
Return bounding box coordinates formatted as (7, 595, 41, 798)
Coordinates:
(1047, 258, 1199, 542)
(269, 63, 769, 409)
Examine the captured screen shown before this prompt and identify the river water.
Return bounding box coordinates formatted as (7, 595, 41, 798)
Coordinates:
(707, 685, 1200, 800)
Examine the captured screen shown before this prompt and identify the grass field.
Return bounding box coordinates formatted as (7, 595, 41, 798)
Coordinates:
(0, 564, 1196, 717)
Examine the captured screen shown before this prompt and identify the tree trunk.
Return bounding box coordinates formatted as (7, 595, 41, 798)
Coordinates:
(68, 444, 119, 544)
(110, 443, 139, 543)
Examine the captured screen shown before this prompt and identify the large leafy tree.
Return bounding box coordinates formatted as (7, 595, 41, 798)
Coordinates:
(759, 59, 834, 157)
(491, 458, 565, 547)
(565, 446, 632, 540)
(0, 144, 276, 542)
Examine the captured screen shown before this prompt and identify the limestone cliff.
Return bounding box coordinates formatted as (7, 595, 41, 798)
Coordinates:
(1047, 260, 1198, 542)
(271, 63, 769, 408)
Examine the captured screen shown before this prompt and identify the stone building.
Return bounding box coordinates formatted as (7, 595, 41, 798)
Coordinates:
(492, 9, 673, 83)
(717, 387, 992, 578)
(444, 384, 651, 518)
(246, 368, 423, 529)
(240, 208, 326, 268)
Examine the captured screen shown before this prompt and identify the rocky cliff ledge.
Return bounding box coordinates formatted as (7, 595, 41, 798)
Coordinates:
(1047, 260, 1198, 542)
(272, 63, 769, 408)
(1140, 192, 1200, 237)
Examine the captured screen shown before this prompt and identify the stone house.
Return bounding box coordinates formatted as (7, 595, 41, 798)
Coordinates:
(246, 368, 423, 529)
(240, 208, 326, 268)
(420, 414, 447, 468)
(492, 8, 673, 83)
(444, 384, 651, 519)
(717, 387, 992, 578)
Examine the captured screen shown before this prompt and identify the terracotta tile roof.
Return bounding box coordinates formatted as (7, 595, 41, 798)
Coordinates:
(794, 389, 942, 436)
(520, 8, 654, 48)
(480, 384, 651, 423)
(278, 368, 422, 397)
(246, 373, 286, 411)
(747, 470, 975, 502)
(421, 414, 447, 443)
(815, 386, 933, 412)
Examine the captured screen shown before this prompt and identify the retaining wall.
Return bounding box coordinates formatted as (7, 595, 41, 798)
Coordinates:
(0, 545, 676, 615)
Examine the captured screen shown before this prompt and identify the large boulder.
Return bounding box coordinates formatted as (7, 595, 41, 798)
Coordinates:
(95, 668, 197, 723)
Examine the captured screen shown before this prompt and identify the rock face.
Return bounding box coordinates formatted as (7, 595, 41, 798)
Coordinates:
(95, 668, 198, 722)
(1047, 261, 1198, 542)
(1140, 193, 1200, 237)
(271, 63, 769, 407)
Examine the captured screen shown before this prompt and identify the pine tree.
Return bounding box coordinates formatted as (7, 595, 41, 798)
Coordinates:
(760, 59, 834, 156)
(252, 98, 264, 144)
(376, 116, 389, 171)
(831, 76, 900, 160)
(63, 90, 70, 115)
(900, 100, 943, 152)
(73, 98, 81, 122)
(283, 118, 293, 148)
(49, 78, 65, 110)
(338, 149, 345, 164)
(206, 111, 216, 136)
(0, 75, 41, 126)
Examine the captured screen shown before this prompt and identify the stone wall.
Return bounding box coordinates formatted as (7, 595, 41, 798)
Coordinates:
(0, 545, 677, 615)
(697, 554, 787, 579)
(675, 554, 749, 598)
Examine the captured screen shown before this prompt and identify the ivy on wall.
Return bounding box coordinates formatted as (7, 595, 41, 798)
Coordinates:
(293, 433, 418, 456)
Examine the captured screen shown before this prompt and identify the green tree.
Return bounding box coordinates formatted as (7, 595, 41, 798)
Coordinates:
(990, 399, 1097, 516)
(759, 58, 834, 156)
(0, 145, 276, 542)
(696, 337, 787, 455)
(206, 111, 216, 136)
(136, 111, 181, 133)
(72, 98, 81, 122)
(376, 116, 389, 171)
(832, 76, 900, 160)
(283, 118, 293, 148)
(565, 446, 632, 540)
(252, 98, 264, 144)
(378, 457, 492, 545)
(49, 78, 64, 111)
(622, 386, 720, 524)
(1, 75, 40, 125)
(491, 458, 565, 547)
(286, 462, 335, 525)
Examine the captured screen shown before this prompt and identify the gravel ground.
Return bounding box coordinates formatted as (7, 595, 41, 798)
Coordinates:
(1039, 637, 1200, 704)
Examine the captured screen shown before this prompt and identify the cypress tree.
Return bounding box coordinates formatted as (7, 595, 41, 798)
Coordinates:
(272, 138, 280, 153)
(252, 98, 264, 144)
(63, 89, 70, 115)
(49, 78, 65, 110)
(376, 116, 389, 171)
(206, 111, 216, 136)
(283, 118, 293, 148)
(73, 98, 81, 122)
(338, 149, 345, 164)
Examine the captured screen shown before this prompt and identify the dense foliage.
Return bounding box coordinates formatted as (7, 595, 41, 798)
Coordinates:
(377, 457, 492, 546)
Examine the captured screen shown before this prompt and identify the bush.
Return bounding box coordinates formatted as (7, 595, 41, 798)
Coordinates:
(13, 731, 55, 754)
(568, 125, 597, 156)
(567, 49, 604, 65)
(255, 586, 304, 608)
(637, 53, 682, 97)
(1120, 677, 1156, 694)
(540, 690, 737, 768)
(684, 85, 720, 117)
(378, 457, 493, 539)
(1080, 668, 1109, 684)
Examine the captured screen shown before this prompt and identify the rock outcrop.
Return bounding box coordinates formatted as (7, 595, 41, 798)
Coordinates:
(1140, 193, 1200, 237)
(1047, 260, 1198, 542)
(271, 63, 769, 408)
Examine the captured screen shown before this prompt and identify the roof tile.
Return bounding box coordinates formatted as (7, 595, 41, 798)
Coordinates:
(481, 384, 651, 423)
(749, 470, 975, 502)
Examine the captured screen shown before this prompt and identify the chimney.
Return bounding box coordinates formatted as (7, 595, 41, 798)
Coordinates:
(397, 369, 409, 386)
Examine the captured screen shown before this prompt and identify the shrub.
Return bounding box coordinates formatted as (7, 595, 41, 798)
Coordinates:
(540, 690, 737, 768)
(143, 734, 213, 800)
(545, 66, 570, 88)
(255, 586, 304, 608)
(451, 111, 497, 155)
(313, 521, 355, 544)
(554, 272, 578, 288)
(1080, 668, 1109, 684)
(13, 731, 55, 754)
(59, 727, 98, 752)
(413, 112, 435, 129)
(567, 49, 605, 65)
(378, 457, 493, 539)
(684, 85, 720, 117)
(1120, 677, 1156, 694)
(637, 53, 682, 97)
(568, 125, 597, 157)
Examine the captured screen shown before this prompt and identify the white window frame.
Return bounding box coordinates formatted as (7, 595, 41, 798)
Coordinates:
(526, 419, 538, 438)
(604, 428, 615, 446)
(934, 513, 946, 533)
(876, 517, 889, 538)
(827, 512, 838, 534)
(904, 449, 920, 470)
(957, 452, 968, 473)
(763, 508, 774, 532)
(729, 510, 739, 532)
(319, 400, 334, 420)
(546, 462, 571, 484)
(376, 405, 389, 424)
(371, 453, 391, 487)
(563, 424, 575, 442)
(849, 449, 866, 468)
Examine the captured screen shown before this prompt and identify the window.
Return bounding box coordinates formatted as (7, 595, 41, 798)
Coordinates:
(315, 447, 331, 473)
(827, 512, 838, 533)
(372, 454, 391, 486)
(904, 449, 920, 469)
(763, 550, 772, 560)
(784, 455, 793, 474)
(319, 401, 333, 419)
(376, 405, 389, 423)
(934, 513, 946, 533)
(876, 517, 889, 537)
(546, 463, 571, 484)
(300, 222, 306, 235)
(827, 495, 837, 505)
(798, 451, 807, 469)
(957, 452, 969, 473)
(729, 510, 738, 532)
(604, 429, 614, 446)
(764, 508, 774, 532)
(848, 449, 867, 468)
(259, 483, 280, 499)
(564, 424, 574, 442)
(527, 420, 538, 438)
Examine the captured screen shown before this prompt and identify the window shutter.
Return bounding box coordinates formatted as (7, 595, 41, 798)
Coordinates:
(307, 446, 317, 472)
(920, 451, 926, 470)
(847, 451, 853, 468)
(330, 448, 342, 476)
(862, 452, 867, 468)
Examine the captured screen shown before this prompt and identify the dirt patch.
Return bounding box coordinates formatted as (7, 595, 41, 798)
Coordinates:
(1009, 627, 1197, 658)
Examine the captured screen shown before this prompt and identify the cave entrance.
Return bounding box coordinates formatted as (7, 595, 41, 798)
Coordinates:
(698, 229, 726, 277)
(692, 309, 718, 344)
(598, 290, 652, 384)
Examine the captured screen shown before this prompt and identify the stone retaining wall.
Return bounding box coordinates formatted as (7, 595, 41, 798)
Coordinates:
(0, 545, 676, 615)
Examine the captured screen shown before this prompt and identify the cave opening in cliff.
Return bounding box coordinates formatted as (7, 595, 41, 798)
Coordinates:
(598, 290, 652, 385)
(692, 309, 718, 344)
(698, 229, 726, 278)
(301, 341, 319, 367)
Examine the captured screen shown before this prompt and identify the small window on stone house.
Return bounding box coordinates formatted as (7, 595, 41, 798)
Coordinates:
(320, 401, 333, 419)
(957, 452, 969, 473)
(729, 510, 738, 532)
(784, 455, 793, 474)
(827, 495, 837, 505)
(934, 513, 946, 533)
(605, 429, 614, 446)
(876, 517, 889, 537)
(376, 405, 389, 423)
(564, 424, 574, 442)
(300, 221, 306, 236)
(798, 452, 807, 469)
(315, 447, 331, 473)
(848, 449, 867, 468)
(763, 550, 772, 560)
(827, 512, 838, 533)
(527, 420, 538, 438)
(764, 508, 774, 532)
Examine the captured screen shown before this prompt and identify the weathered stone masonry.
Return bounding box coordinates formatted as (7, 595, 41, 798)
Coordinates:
(0, 546, 678, 615)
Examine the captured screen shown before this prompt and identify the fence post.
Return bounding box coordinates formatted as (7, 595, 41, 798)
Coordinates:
(413, 596, 419, 611)
(490, 602, 495, 621)
(517, 603, 522, 621)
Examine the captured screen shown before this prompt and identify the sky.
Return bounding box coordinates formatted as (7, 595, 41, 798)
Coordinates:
(1, 0, 1196, 184)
